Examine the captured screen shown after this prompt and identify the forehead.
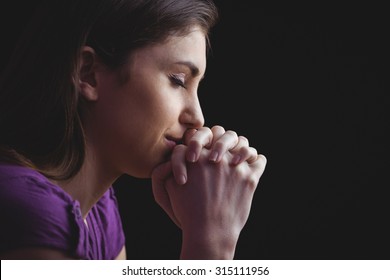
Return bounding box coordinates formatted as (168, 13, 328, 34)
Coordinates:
(128, 28, 207, 75)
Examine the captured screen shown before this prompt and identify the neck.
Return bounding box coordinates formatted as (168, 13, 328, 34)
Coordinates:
(52, 145, 121, 219)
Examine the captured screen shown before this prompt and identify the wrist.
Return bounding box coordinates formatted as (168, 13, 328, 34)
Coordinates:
(180, 229, 239, 260)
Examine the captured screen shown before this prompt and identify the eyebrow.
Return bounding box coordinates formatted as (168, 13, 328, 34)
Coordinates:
(174, 61, 205, 80)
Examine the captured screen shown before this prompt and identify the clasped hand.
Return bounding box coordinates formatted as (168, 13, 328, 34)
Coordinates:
(152, 125, 267, 259)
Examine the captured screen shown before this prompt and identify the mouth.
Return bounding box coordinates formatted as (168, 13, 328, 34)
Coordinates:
(165, 136, 183, 149)
(162, 136, 182, 161)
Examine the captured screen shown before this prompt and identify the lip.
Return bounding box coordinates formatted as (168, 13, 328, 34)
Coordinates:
(165, 136, 183, 150)
(165, 137, 179, 150)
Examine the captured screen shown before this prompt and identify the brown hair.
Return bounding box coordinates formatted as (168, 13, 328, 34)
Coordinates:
(0, 0, 218, 180)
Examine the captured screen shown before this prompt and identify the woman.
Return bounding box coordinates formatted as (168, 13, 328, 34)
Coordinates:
(0, 0, 266, 259)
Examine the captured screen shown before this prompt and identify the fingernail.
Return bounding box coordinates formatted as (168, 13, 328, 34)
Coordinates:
(209, 151, 219, 162)
(188, 152, 196, 162)
(178, 175, 187, 185)
(232, 155, 241, 165)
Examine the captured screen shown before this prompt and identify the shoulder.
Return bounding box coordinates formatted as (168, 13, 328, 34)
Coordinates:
(0, 163, 80, 255)
(0, 163, 75, 217)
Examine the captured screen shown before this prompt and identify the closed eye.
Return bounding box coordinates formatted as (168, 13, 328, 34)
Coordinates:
(169, 74, 187, 89)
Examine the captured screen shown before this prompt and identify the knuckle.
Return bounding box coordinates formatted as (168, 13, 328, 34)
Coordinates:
(238, 135, 249, 143)
(257, 154, 267, 166)
(250, 147, 258, 156)
(183, 129, 197, 144)
(246, 174, 259, 190)
(226, 130, 238, 138)
(198, 126, 212, 135)
(211, 125, 225, 133)
(232, 163, 259, 190)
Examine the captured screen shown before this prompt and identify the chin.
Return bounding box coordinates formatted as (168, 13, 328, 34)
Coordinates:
(126, 162, 160, 179)
(125, 152, 169, 179)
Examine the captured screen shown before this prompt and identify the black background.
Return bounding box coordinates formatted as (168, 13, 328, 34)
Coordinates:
(2, 1, 389, 259)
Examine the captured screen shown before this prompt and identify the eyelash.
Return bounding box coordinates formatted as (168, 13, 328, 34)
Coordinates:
(169, 74, 187, 89)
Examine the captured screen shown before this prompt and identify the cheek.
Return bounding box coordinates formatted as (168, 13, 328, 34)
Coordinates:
(127, 76, 183, 124)
(90, 71, 183, 174)
(92, 97, 160, 170)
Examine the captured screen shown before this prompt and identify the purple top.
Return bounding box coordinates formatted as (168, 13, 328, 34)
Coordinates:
(0, 163, 125, 259)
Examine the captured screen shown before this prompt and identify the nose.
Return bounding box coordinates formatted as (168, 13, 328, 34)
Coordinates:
(179, 95, 205, 129)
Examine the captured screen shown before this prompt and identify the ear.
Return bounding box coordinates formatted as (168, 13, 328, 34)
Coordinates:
(78, 46, 99, 101)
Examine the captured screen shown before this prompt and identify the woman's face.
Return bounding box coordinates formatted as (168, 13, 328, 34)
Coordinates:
(88, 27, 207, 178)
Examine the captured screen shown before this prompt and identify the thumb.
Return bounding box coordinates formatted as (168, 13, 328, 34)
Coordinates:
(151, 161, 181, 228)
